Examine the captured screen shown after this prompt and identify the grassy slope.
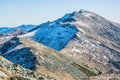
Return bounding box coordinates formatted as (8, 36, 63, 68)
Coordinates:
(18, 37, 99, 80)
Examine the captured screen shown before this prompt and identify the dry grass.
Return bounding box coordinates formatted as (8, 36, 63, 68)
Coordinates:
(0, 68, 12, 80)
(18, 38, 75, 80)
(36, 64, 74, 80)
(86, 74, 120, 80)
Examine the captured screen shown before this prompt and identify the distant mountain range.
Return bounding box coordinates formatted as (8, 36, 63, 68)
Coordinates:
(0, 10, 120, 80)
(0, 24, 36, 35)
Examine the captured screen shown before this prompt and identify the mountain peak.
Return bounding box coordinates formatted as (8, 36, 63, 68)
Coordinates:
(60, 10, 98, 22)
(60, 11, 79, 22)
(79, 9, 92, 13)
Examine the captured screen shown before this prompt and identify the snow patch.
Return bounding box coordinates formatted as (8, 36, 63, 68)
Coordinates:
(19, 30, 36, 38)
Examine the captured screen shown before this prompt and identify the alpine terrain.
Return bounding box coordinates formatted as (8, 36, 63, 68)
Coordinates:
(0, 10, 120, 80)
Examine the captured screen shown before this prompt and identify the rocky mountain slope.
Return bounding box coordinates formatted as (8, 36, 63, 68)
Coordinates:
(18, 10, 120, 73)
(0, 56, 52, 80)
(24, 10, 120, 50)
(0, 37, 100, 80)
(59, 10, 120, 73)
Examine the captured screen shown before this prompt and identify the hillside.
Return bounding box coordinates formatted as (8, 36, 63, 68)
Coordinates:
(0, 37, 100, 80)
(0, 56, 53, 80)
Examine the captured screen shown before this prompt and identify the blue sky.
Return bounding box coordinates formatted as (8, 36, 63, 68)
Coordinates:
(0, 0, 120, 27)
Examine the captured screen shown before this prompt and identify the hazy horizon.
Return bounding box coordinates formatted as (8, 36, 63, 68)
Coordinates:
(0, 0, 120, 27)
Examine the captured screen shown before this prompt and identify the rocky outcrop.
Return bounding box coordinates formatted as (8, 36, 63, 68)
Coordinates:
(0, 56, 53, 80)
